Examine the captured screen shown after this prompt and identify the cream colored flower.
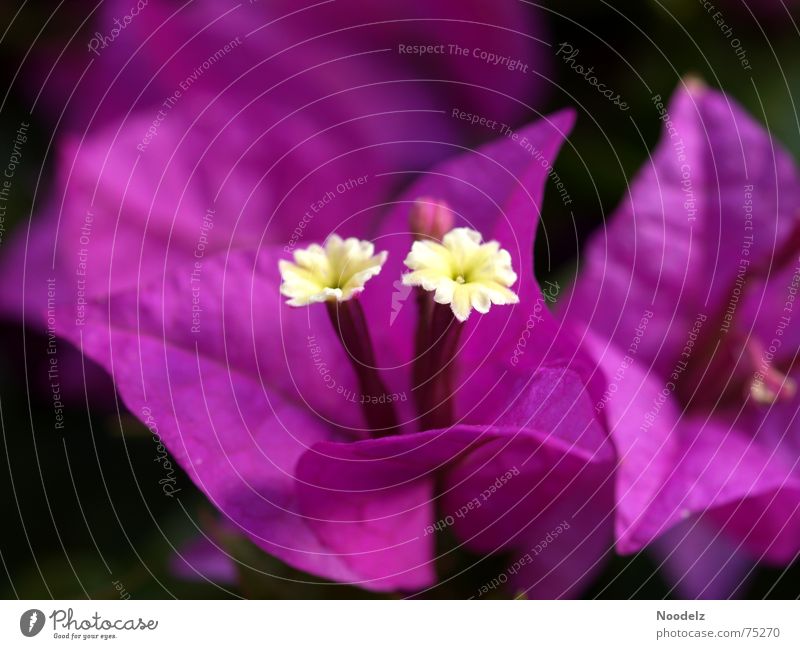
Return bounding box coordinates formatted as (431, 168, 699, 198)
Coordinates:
(402, 227, 519, 321)
(279, 235, 387, 306)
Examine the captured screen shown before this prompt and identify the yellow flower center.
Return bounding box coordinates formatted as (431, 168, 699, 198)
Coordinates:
(402, 227, 519, 321)
(279, 234, 387, 306)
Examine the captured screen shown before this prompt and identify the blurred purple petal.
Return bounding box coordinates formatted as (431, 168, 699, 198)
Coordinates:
(170, 534, 238, 586)
(651, 516, 754, 599)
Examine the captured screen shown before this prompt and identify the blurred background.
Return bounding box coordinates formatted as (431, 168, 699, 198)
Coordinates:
(0, 0, 799, 599)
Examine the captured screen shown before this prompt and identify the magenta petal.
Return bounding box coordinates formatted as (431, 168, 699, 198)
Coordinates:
(371, 109, 576, 285)
(78, 317, 368, 584)
(442, 368, 614, 598)
(709, 489, 800, 564)
(296, 368, 615, 597)
(294, 427, 501, 591)
(67, 246, 377, 429)
(16, 0, 554, 328)
(52, 246, 426, 586)
(260, 0, 552, 119)
(740, 262, 800, 366)
(631, 415, 800, 562)
(72, 318, 365, 584)
(670, 415, 800, 563)
(113, 0, 548, 133)
(563, 81, 800, 571)
(749, 378, 800, 462)
(578, 334, 683, 554)
(295, 445, 436, 591)
(587, 334, 800, 562)
(355, 111, 581, 412)
(651, 516, 754, 599)
(52, 93, 396, 295)
(563, 82, 800, 377)
(34, 0, 549, 135)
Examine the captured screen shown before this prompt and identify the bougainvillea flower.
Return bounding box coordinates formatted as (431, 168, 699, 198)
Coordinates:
(4, 0, 551, 335)
(562, 80, 800, 594)
(58, 111, 616, 595)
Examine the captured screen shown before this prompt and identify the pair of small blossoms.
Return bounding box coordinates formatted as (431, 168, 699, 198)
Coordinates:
(278, 225, 519, 320)
(278, 201, 519, 432)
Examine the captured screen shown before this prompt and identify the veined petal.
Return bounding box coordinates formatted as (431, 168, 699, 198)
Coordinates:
(563, 81, 800, 378)
(53, 246, 422, 589)
(296, 368, 615, 598)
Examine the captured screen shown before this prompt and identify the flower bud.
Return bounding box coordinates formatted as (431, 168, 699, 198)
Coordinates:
(408, 197, 455, 241)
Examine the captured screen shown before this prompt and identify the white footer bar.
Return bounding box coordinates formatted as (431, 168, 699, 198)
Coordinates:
(0, 600, 796, 648)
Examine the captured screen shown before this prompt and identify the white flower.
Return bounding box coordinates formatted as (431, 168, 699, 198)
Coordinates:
(402, 227, 519, 321)
(279, 235, 387, 306)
